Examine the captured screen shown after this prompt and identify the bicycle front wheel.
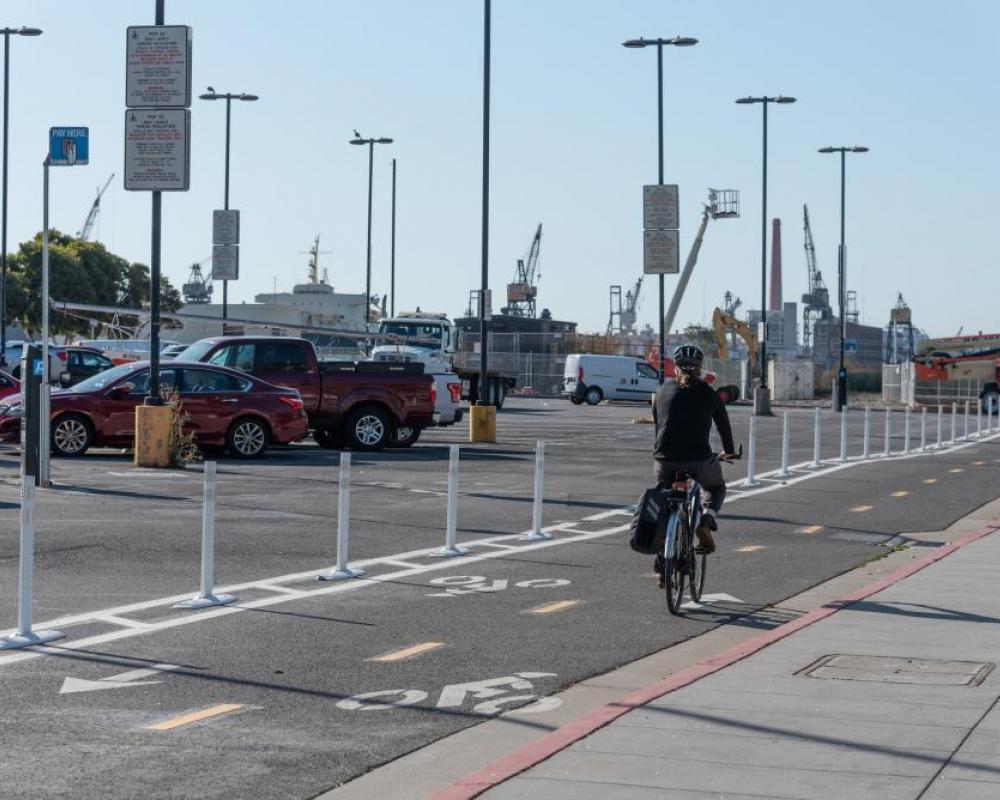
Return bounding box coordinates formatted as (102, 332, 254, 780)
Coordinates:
(665, 511, 686, 615)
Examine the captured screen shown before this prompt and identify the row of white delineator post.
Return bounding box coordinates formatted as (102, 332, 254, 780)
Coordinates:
(1, 440, 552, 647)
(744, 401, 998, 488)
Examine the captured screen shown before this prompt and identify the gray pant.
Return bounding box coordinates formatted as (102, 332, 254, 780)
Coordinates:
(654, 456, 726, 513)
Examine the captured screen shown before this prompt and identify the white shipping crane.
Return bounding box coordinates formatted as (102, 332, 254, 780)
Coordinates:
(77, 173, 114, 241)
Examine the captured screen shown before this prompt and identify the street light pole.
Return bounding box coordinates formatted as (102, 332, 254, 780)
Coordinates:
(390, 157, 396, 318)
(199, 88, 259, 323)
(819, 145, 868, 411)
(349, 133, 393, 326)
(0, 26, 42, 367)
(480, 0, 490, 403)
(735, 94, 797, 415)
(622, 36, 697, 384)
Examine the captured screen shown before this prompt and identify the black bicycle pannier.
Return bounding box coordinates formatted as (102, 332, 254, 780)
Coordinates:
(629, 486, 671, 554)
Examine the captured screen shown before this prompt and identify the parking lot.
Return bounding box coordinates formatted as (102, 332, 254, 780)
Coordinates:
(2, 397, 1000, 798)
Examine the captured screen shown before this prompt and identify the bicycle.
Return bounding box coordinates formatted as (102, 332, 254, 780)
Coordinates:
(660, 446, 742, 615)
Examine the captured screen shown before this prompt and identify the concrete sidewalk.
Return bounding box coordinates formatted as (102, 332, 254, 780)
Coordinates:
(459, 520, 1000, 799)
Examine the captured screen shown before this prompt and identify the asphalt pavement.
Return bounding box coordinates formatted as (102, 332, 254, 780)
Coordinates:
(0, 398, 998, 799)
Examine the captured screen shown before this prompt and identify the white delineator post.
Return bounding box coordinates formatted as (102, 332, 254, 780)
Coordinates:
(976, 403, 982, 438)
(437, 445, 469, 554)
(839, 409, 848, 462)
(811, 407, 822, 468)
(523, 440, 553, 540)
(963, 400, 970, 441)
(776, 412, 791, 479)
(0, 477, 64, 649)
(950, 402, 957, 445)
(862, 405, 871, 459)
(903, 406, 911, 455)
(318, 453, 366, 581)
(883, 407, 891, 457)
(743, 416, 761, 488)
(936, 405, 943, 449)
(920, 407, 927, 453)
(174, 462, 235, 609)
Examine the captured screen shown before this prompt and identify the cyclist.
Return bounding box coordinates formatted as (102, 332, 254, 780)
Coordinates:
(652, 344, 736, 573)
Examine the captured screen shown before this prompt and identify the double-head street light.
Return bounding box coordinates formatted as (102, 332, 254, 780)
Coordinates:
(350, 132, 393, 325)
(622, 36, 698, 384)
(819, 145, 869, 412)
(1, 26, 42, 366)
(735, 94, 796, 414)
(199, 88, 259, 321)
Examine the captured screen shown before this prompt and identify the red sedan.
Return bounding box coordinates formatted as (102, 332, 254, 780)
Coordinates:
(0, 370, 19, 402)
(0, 361, 308, 459)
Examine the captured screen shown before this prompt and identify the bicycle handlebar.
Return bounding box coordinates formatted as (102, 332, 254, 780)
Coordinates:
(719, 443, 743, 463)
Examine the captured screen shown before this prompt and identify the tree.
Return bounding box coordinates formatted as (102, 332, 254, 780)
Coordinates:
(682, 323, 719, 357)
(7, 230, 182, 336)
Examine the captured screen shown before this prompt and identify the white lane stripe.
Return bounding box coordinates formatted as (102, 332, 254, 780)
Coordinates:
(92, 614, 153, 629)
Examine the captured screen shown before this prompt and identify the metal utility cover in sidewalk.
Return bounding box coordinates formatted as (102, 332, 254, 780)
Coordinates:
(799, 654, 994, 686)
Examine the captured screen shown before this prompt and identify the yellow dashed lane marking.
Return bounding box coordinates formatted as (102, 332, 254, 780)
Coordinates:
(851, 505, 874, 512)
(797, 525, 824, 534)
(891, 491, 909, 498)
(949, 468, 965, 474)
(369, 641, 446, 663)
(735, 545, 766, 553)
(529, 600, 581, 615)
(924, 478, 938, 484)
(973, 461, 986, 466)
(148, 704, 244, 731)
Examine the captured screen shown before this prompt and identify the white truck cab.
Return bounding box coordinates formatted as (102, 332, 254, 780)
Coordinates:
(372, 313, 463, 427)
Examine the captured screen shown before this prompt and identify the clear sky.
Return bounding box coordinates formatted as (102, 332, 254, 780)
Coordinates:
(3, 0, 998, 337)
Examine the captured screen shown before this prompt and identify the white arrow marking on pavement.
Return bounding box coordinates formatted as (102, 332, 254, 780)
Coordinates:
(59, 663, 181, 695)
(680, 592, 745, 611)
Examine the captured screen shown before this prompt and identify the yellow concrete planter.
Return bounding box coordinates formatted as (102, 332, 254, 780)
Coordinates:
(469, 405, 496, 443)
(134, 405, 173, 467)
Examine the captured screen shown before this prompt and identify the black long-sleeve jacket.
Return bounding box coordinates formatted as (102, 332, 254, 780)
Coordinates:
(653, 379, 735, 462)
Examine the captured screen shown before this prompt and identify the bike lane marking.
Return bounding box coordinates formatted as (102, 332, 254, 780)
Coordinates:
(369, 642, 446, 663)
(851, 505, 874, 512)
(526, 600, 580, 615)
(734, 545, 766, 553)
(797, 525, 824, 534)
(147, 704, 246, 731)
(891, 491, 910, 498)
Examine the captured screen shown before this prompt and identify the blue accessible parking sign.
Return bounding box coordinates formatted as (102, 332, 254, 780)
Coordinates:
(49, 127, 89, 166)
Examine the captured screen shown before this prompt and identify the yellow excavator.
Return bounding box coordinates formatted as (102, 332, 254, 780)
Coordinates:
(712, 308, 759, 377)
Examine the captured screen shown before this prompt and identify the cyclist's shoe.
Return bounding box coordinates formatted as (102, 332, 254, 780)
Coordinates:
(695, 511, 718, 554)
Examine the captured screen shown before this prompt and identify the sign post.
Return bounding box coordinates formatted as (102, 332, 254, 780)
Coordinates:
(125, 6, 191, 466)
(643, 184, 680, 381)
(40, 127, 90, 486)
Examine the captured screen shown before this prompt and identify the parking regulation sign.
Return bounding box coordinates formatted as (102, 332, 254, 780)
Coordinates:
(643, 229, 680, 274)
(212, 245, 239, 281)
(124, 109, 190, 191)
(48, 127, 89, 166)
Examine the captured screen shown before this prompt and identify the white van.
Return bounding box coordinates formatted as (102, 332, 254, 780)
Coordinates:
(563, 354, 661, 405)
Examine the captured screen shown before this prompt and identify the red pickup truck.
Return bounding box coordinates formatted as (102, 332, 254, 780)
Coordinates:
(175, 336, 434, 451)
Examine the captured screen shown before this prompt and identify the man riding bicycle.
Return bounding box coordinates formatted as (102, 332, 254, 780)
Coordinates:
(653, 344, 737, 566)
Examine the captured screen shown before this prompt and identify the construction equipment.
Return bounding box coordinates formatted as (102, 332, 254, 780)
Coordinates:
(504, 223, 542, 317)
(77, 173, 114, 241)
(912, 332, 1000, 413)
(712, 307, 759, 377)
(663, 189, 739, 334)
(181, 259, 214, 305)
(800, 204, 831, 352)
(607, 277, 643, 335)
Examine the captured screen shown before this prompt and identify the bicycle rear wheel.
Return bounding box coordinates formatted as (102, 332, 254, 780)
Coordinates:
(665, 511, 686, 615)
(689, 549, 707, 603)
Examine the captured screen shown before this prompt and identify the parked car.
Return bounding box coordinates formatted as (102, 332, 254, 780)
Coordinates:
(0, 361, 309, 459)
(161, 344, 189, 359)
(175, 336, 435, 450)
(563, 354, 661, 405)
(59, 346, 115, 386)
(3, 342, 68, 381)
(0, 370, 19, 402)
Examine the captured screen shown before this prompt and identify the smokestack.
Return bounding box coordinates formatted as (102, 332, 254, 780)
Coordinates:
(769, 218, 782, 311)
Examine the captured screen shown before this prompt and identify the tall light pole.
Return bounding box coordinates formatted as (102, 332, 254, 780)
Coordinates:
(390, 157, 396, 318)
(819, 145, 868, 412)
(199, 88, 259, 322)
(350, 132, 393, 326)
(622, 36, 697, 384)
(0, 26, 42, 367)
(735, 94, 796, 415)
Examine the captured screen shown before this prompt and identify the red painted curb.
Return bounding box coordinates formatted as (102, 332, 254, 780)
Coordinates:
(431, 521, 1000, 800)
